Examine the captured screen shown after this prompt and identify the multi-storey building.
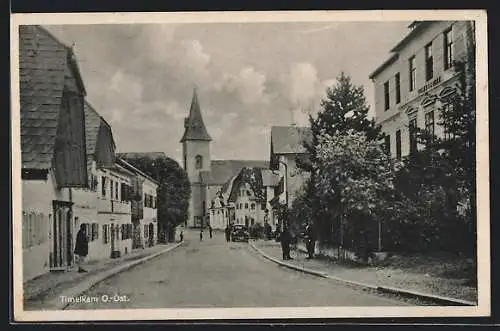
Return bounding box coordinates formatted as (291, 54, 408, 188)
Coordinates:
(269, 126, 312, 229)
(369, 21, 476, 159)
(20, 26, 88, 280)
(117, 158, 159, 249)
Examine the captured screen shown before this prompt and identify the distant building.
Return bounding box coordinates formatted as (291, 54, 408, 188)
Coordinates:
(116, 158, 159, 249)
(369, 21, 476, 159)
(180, 88, 269, 228)
(269, 126, 312, 224)
(20, 26, 88, 280)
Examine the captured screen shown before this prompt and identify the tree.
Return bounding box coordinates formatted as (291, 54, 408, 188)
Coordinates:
(314, 130, 395, 260)
(296, 72, 382, 246)
(120, 155, 191, 243)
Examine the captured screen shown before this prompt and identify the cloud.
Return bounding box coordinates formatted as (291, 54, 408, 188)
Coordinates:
(214, 66, 268, 104)
(180, 39, 212, 85)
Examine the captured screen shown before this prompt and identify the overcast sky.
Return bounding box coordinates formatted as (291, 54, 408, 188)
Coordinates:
(45, 21, 410, 163)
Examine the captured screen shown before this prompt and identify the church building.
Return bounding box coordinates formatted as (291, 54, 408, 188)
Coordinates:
(180, 89, 269, 228)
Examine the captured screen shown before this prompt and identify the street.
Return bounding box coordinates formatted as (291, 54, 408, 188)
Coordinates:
(66, 230, 410, 309)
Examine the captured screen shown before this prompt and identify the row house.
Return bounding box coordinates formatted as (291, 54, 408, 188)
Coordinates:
(116, 158, 159, 249)
(19, 26, 160, 282)
(20, 25, 88, 280)
(369, 20, 476, 159)
(71, 101, 134, 262)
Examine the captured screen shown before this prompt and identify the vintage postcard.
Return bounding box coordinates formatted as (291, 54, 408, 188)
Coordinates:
(11, 10, 489, 322)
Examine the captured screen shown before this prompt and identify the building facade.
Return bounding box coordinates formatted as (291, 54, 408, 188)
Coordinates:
(269, 126, 312, 228)
(20, 26, 88, 280)
(180, 89, 268, 228)
(117, 158, 159, 249)
(369, 21, 476, 159)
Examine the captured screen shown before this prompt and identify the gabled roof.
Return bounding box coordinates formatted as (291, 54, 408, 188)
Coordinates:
(200, 160, 269, 185)
(180, 88, 212, 142)
(270, 126, 312, 155)
(227, 167, 265, 203)
(117, 152, 167, 160)
(19, 25, 86, 169)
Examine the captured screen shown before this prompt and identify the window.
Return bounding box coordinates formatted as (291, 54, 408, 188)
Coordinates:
(22, 212, 48, 248)
(195, 155, 203, 169)
(251, 203, 256, 210)
(384, 134, 391, 156)
(384, 81, 390, 110)
(101, 176, 107, 197)
(425, 111, 435, 139)
(425, 43, 434, 80)
(121, 224, 132, 240)
(395, 73, 401, 104)
(144, 224, 149, 238)
(443, 103, 455, 140)
(396, 130, 402, 160)
(90, 223, 99, 241)
(110, 180, 114, 200)
(245, 203, 248, 209)
(115, 182, 119, 200)
(409, 56, 416, 91)
(444, 28, 453, 70)
(409, 118, 418, 155)
(261, 203, 266, 210)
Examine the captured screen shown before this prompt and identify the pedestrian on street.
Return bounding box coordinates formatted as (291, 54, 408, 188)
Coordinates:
(179, 229, 184, 242)
(225, 226, 231, 242)
(305, 223, 315, 259)
(74, 224, 89, 273)
(200, 229, 203, 241)
(209, 225, 213, 239)
(280, 227, 292, 260)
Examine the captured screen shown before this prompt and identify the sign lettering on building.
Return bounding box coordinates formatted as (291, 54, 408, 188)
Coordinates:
(418, 76, 442, 94)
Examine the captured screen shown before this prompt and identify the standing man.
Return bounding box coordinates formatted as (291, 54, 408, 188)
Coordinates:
(209, 224, 213, 239)
(74, 224, 89, 273)
(199, 229, 203, 241)
(225, 226, 231, 242)
(280, 227, 292, 260)
(305, 223, 315, 259)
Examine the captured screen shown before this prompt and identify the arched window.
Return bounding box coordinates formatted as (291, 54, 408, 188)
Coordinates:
(195, 155, 203, 169)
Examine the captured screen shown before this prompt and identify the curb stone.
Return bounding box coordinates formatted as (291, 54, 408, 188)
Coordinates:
(43, 242, 184, 310)
(249, 242, 476, 307)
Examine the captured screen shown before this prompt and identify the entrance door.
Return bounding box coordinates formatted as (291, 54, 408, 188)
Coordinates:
(148, 223, 154, 247)
(51, 201, 73, 270)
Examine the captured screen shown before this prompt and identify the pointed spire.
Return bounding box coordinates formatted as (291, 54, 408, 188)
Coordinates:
(180, 87, 212, 142)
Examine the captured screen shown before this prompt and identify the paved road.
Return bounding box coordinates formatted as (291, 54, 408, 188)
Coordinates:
(66, 230, 410, 309)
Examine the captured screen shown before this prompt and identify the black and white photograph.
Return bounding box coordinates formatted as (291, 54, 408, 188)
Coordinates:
(11, 10, 489, 321)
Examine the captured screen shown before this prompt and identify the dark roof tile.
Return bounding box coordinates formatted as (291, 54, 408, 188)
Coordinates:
(19, 25, 85, 169)
(201, 160, 269, 185)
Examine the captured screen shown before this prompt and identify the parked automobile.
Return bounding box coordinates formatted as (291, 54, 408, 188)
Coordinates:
(231, 225, 249, 242)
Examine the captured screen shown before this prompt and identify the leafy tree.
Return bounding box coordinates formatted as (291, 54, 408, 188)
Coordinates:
(120, 155, 191, 242)
(314, 130, 395, 259)
(296, 72, 382, 246)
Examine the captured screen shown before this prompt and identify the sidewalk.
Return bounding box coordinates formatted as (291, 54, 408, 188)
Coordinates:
(23, 243, 180, 310)
(252, 240, 477, 304)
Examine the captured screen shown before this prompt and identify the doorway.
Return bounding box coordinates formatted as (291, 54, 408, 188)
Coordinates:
(50, 201, 73, 270)
(148, 223, 154, 247)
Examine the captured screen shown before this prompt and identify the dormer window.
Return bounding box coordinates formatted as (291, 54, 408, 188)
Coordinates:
(195, 155, 203, 169)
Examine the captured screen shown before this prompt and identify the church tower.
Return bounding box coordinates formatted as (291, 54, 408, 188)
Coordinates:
(180, 88, 212, 228)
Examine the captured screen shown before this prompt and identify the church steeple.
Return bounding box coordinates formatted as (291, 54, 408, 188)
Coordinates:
(180, 88, 212, 142)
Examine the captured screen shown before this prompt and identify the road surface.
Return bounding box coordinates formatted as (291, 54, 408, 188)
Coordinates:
(66, 230, 410, 309)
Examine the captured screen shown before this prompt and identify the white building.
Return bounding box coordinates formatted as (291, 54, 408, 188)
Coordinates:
(369, 21, 476, 159)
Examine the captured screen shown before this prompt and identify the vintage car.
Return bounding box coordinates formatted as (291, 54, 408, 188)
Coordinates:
(231, 225, 249, 242)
